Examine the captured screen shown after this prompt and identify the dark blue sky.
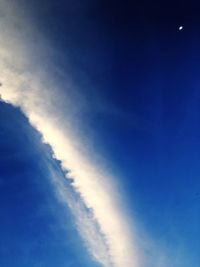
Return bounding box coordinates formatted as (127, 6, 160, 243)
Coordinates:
(1, 1, 200, 266)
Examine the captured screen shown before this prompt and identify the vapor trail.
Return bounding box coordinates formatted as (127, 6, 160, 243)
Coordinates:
(0, 1, 139, 266)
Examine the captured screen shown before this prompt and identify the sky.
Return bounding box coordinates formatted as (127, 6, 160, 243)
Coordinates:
(1, 0, 200, 267)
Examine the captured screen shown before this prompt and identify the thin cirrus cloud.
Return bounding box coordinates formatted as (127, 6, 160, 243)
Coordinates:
(0, 1, 139, 267)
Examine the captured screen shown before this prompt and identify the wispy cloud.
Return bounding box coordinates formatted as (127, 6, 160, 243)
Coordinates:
(0, 1, 139, 267)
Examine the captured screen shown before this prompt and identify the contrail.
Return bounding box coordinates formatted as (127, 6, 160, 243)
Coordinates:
(0, 1, 139, 266)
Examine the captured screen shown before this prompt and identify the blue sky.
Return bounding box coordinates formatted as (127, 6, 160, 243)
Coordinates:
(1, 1, 200, 267)
(0, 103, 101, 267)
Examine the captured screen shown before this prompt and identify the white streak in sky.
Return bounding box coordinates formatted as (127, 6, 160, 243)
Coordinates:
(0, 1, 139, 267)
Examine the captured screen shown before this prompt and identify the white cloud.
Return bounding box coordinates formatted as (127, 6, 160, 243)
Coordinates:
(0, 1, 139, 266)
